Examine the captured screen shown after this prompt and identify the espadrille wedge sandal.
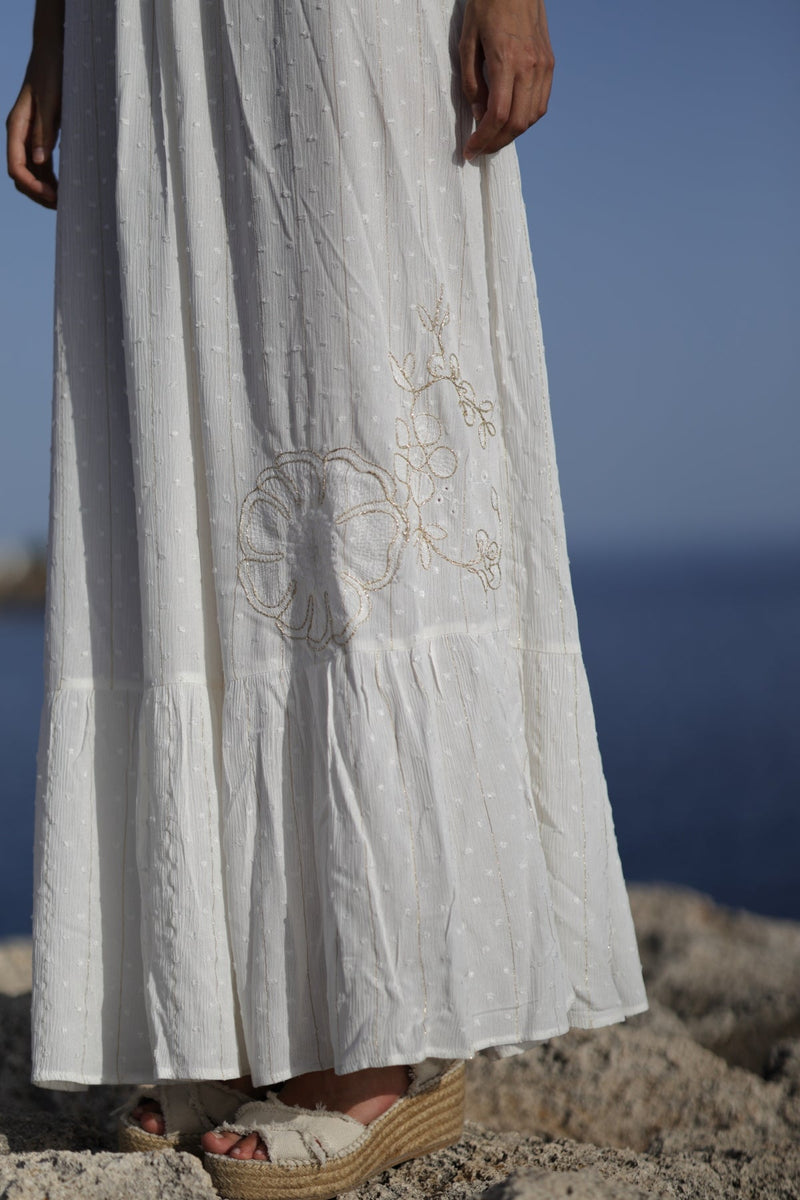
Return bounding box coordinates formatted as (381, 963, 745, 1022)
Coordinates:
(117, 1080, 257, 1156)
(204, 1058, 465, 1200)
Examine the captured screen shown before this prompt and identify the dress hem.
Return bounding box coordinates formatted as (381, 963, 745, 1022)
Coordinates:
(31, 998, 649, 1091)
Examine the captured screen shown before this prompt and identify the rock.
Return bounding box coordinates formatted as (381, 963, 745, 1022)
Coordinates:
(0, 549, 46, 610)
(0, 1127, 794, 1200)
(0, 1127, 655, 1200)
(767, 1039, 800, 1087)
(0, 995, 31, 1110)
(0, 1109, 101, 1156)
(348, 1124, 799, 1200)
(0, 994, 127, 1153)
(766, 1039, 800, 1129)
(0, 1149, 218, 1200)
(344, 1125, 663, 1200)
(480, 1166, 652, 1198)
(464, 1000, 796, 1155)
(0, 941, 32, 998)
(630, 885, 800, 1072)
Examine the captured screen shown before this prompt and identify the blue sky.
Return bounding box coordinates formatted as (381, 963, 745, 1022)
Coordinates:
(1, 0, 798, 553)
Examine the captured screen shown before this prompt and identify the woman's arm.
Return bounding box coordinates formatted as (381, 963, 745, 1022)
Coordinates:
(459, 0, 554, 160)
(6, 0, 65, 209)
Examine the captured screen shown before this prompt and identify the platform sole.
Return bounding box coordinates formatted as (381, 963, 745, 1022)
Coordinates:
(118, 1118, 201, 1157)
(205, 1061, 465, 1200)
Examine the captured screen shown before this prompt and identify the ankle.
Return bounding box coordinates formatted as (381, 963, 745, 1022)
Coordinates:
(280, 1064, 410, 1123)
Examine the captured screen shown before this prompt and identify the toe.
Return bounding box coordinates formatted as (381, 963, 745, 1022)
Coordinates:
(202, 1129, 242, 1155)
(139, 1110, 165, 1135)
(252, 1138, 268, 1161)
(130, 1099, 165, 1136)
(230, 1133, 260, 1160)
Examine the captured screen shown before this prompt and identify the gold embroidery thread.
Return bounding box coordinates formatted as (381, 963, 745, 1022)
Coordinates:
(238, 288, 502, 648)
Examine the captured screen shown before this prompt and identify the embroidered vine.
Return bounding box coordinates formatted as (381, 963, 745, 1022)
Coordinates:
(238, 287, 502, 648)
(388, 287, 501, 587)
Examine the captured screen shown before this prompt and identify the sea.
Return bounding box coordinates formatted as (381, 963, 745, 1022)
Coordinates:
(1, 544, 798, 940)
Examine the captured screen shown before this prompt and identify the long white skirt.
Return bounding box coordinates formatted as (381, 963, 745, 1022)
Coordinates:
(31, 0, 647, 1089)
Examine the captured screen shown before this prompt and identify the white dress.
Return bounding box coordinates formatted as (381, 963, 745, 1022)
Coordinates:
(32, 0, 647, 1089)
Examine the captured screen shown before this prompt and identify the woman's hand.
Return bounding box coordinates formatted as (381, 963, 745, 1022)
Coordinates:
(459, 0, 554, 161)
(6, 0, 65, 209)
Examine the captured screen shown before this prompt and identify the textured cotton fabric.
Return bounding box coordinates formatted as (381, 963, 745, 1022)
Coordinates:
(32, 0, 647, 1090)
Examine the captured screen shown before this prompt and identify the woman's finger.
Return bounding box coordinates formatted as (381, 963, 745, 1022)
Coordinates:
(459, 16, 489, 121)
(6, 85, 58, 208)
(463, 49, 517, 160)
(6, 92, 40, 194)
(31, 92, 60, 167)
(463, 35, 521, 159)
(529, 50, 554, 123)
(481, 88, 534, 157)
(491, 65, 548, 156)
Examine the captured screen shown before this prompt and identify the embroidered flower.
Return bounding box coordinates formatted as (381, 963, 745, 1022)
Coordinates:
(238, 449, 408, 648)
(393, 413, 457, 507)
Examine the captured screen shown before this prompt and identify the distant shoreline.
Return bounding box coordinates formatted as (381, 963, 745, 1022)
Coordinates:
(0, 551, 46, 610)
(2, 537, 799, 617)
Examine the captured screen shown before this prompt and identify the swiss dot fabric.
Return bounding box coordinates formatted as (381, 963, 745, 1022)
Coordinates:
(31, 0, 647, 1090)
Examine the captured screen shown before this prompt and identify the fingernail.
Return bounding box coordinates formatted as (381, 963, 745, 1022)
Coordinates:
(471, 104, 484, 123)
(32, 147, 46, 164)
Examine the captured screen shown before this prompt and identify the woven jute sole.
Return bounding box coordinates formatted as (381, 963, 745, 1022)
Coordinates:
(118, 1118, 201, 1158)
(205, 1061, 466, 1200)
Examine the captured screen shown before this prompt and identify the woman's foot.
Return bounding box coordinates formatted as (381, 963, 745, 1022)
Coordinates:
(130, 1096, 165, 1136)
(201, 1064, 410, 1161)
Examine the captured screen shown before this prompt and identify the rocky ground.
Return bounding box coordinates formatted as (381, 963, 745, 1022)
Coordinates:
(1, 885, 798, 1199)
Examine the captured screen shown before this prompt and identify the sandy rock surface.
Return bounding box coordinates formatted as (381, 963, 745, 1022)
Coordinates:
(481, 1167, 653, 1199)
(1, 885, 798, 1199)
(0, 1150, 218, 1199)
(0, 941, 32, 999)
(630, 885, 800, 1072)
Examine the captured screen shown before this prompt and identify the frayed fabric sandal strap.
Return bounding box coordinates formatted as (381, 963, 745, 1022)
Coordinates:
(158, 1081, 256, 1136)
(219, 1099, 366, 1164)
(205, 1060, 466, 1199)
(116, 1078, 256, 1157)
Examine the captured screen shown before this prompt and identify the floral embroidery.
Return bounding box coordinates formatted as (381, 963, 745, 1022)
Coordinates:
(401, 288, 497, 450)
(238, 449, 408, 649)
(238, 288, 502, 648)
(388, 288, 501, 584)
